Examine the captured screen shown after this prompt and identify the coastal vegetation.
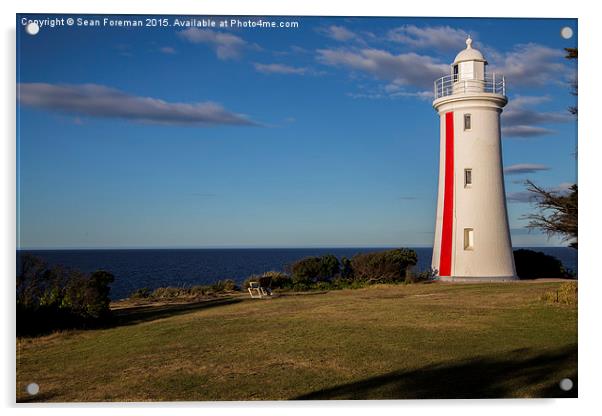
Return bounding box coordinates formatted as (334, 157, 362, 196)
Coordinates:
(130, 279, 239, 301)
(17, 254, 114, 336)
(513, 249, 574, 279)
(128, 247, 572, 301)
(131, 248, 423, 300)
(17, 247, 574, 336)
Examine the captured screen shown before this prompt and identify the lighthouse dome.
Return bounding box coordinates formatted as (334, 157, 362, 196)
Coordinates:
(453, 37, 487, 64)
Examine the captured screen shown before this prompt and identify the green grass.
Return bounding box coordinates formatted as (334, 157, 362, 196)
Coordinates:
(16, 281, 577, 401)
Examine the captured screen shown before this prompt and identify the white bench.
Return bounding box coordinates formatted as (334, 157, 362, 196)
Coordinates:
(248, 281, 272, 299)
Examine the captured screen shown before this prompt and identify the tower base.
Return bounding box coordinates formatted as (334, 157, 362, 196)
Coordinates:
(438, 275, 518, 283)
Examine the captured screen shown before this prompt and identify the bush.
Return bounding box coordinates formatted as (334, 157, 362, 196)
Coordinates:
(189, 285, 209, 297)
(130, 287, 152, 299)
(212, 279, 238, 292)
(150, 286, 186, 299)
(340, 257, 353, 280)
(262, 271, 292, 289)
(405, 267, 437, 284)
(17, 254, 114, 336)
(331, 277, 368, 290)
(513, 249, 571, 279)
(350, 248, 417, 283)
(290, 255, 340, 284)
(243, 271, 292, 291)
(142, 279, 241, 301)
(541, 282, 577, 305)
(243, 274, 263, 289)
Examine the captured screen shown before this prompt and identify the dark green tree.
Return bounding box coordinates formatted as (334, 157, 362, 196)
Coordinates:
(290, 255, 340, 284)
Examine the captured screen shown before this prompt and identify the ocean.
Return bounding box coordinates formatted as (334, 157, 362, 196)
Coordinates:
(17, 247, 577, 300)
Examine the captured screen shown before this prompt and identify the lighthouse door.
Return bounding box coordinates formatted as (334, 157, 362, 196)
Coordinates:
(460, 62, 474, 80)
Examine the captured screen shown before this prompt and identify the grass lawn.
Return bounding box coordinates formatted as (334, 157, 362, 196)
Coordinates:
(16, 281, 577, 402)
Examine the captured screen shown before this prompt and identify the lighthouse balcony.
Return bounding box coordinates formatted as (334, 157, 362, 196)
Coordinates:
(434, 73, 506, 99)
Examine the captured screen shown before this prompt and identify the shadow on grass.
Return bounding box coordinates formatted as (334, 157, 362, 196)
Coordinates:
(295, 345, 577, 400)
(109, 297, 243, 328)
(16, 391, 56, 403)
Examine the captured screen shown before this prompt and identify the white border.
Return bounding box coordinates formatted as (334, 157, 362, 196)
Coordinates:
(3, 1, 600, 415)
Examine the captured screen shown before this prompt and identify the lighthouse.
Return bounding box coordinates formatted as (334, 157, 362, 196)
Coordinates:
(431, 37, 517, 282)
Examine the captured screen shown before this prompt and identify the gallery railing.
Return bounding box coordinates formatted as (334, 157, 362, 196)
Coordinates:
(434, 73, 506, 99)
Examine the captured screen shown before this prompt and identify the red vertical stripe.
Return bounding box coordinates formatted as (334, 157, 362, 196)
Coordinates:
(439, 112, 454, 276)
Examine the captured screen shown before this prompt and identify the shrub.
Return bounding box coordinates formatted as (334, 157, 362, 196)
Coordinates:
(541, 282, 577, 305)
(405, 267, 437, 284)
(212, 279, 238, 292)
(149, 285, 206, 299)
(314, 281, 333, 291)
(16, 254, 114, 336)
(331, 277, 367, 290)
(130, 287, 152, 299)
(63, 270, 114, 320)
(146, 281, 240, 300)
(340, 257, 353, 280)
(189, 285, 209, 297)
(150, 286, 185, 299)
(244, 271, 292, 291)
(243, 274, 263, 289)
(262, 271, 292, 289)
(290, 255, 340, 284)
(350, 248, 417, 283)
(513, 249, 571, 279)
(292, 281, 312, 292)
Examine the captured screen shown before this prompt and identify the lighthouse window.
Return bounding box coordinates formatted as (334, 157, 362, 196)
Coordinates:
(464, 228, 474, 250)
(464, 169, 472, 187)
(464, 113, 472, 130)
(453, 64, 459, 82)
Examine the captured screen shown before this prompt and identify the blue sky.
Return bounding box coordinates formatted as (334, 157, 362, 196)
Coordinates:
(16, 15, 577, 249)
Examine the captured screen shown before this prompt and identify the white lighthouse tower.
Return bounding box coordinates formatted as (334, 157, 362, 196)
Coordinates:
(431, 37, 517, 282)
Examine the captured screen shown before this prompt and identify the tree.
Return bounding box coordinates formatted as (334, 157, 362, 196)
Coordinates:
(513, 249, 572, 279)
(17, 254, 115, 335)
(523, 180, 577, 249)
(350, 248, 417, 283)
(290, 255, 340, 284)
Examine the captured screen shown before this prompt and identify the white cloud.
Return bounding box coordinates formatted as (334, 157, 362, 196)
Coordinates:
(389, 90, 433, 100)
(502, 125, 556, 138)
(387, 25, 470, 51)
(178, 28, 252, 60)
(322, 25, 358, 42)
(501, 95, 572, 138)
(18, 83, 259, 127)
(489, 43, 570, 86)
(504, 164, 550, 175)
(347, 87, 432, 101)
(504, 95, 571, 126)
(254, 63, 310, 75)
(317, 48, 447, 89)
